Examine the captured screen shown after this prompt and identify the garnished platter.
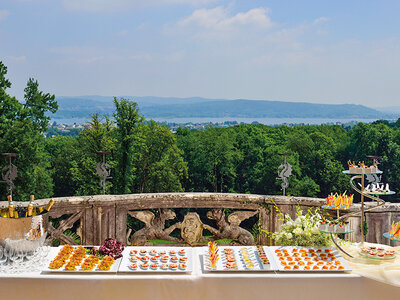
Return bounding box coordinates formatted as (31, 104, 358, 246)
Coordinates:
(358, 245, 396, 261)
(43, 245, 122, 273)
(269, 246, 351, 272)
(118, 247, 193, 273)
(203, 245, 277, 272)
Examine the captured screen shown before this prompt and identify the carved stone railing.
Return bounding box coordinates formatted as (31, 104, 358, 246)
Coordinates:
(2, 193, 400, 246)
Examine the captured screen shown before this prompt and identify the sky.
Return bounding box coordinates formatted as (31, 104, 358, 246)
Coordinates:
(1, 0, 400, 107)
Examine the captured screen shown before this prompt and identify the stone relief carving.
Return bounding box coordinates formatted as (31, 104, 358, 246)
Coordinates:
(180, 212, 214, 245)
(206, 209, 258, 245)
(126, 208, 258, 246)
(127, 208, 181, 246)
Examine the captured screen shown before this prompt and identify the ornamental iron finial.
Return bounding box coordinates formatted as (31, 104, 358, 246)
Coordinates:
(96, 151, 112, 194)
(277, 153, 292, 196)
(1, 153, 18, 197)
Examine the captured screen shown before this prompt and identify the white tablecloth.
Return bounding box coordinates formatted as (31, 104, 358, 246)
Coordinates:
(0, 248, 398, 300)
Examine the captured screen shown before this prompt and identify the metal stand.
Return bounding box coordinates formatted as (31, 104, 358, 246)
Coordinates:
(330, 233, 354, 258)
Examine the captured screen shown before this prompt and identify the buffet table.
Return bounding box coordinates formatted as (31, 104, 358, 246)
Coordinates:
(0, 247, 399, 300)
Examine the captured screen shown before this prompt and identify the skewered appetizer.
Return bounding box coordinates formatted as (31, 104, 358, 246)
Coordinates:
(389, 221, 400, 239)
(325, 193, 353, 209)
(222, 248, 238, 270)
(256, 246, 270, 265)
(208, 242, 219, 270)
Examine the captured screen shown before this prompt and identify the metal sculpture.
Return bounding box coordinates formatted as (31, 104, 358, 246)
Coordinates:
(366, 155, 382, 185)
(277, 153, 292, 196)
(96, 151, 112, 194)
(1, 153, 18, 196)
(206, 209, 258, 245)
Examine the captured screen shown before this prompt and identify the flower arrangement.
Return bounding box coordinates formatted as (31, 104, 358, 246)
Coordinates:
(268, 204, 332, 247)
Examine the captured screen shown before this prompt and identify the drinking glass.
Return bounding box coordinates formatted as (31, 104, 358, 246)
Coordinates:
(0, 247, 7, 272)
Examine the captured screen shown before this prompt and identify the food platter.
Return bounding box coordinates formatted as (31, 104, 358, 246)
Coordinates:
(118, 247, 193, 273)
(321, 205, 355, 210)
(203, 246, 277, 272)
(358, 245, 396, 261)
(43, 245, 122, 273)
(269, 246, 351, 272)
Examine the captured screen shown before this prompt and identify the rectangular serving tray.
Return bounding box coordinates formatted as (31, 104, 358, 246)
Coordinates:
(203, 246, 278, 272)
(42, 246, 122, 274)
(269, 246, 352, 272)
(118, 246, 193, 273)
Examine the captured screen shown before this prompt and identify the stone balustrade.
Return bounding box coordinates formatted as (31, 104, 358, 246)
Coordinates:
(1, 193, 399, 246)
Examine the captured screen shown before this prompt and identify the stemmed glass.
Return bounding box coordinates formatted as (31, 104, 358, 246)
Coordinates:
(0, 246, 7, 272)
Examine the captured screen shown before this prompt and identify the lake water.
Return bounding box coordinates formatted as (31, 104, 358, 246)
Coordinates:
(52, 117, 383, 126)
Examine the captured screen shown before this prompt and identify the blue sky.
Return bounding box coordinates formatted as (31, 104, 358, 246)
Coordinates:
(1, 0, 400, 107)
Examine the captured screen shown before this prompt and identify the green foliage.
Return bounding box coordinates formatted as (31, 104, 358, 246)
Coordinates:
(266, 204, 332, 247)
(113, 97, 144, 194)
(2, 60, 400, 206)
(0, 61, 56, 200)
(133, 121, 188, 193)
(22, 78, 58, 132)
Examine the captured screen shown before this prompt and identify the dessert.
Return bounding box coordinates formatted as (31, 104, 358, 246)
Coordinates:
(364, 183, 392, 194)
(347, 161, 378, 174)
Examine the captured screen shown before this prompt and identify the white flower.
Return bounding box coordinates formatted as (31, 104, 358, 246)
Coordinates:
(286, 221, 293, 227)
(293, 227, 303, 235)
(286, 233, 293, 239)
(311, 227, 319, 234)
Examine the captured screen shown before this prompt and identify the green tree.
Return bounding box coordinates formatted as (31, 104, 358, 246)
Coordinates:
(22, 78, 58, 132)
(113, 98, 144, 194)
(133, 121, 187, 192)
(0, 61, 56, 200)
(70, 115, 117, 195)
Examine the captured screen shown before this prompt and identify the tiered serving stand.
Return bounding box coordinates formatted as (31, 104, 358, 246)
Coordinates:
(320, 156, 395, 259)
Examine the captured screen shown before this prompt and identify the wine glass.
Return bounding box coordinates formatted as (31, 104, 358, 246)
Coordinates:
(0, 246, 7, 272)
(5, 247, 16, 273)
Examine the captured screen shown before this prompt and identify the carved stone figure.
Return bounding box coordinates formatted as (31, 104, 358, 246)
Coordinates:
(180, 212, 209, 245)
(127, 209, 181, 246)
(206, 209, 258, 245)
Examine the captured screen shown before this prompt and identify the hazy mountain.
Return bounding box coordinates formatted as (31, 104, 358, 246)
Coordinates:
(53, 96, 393, 120)
(374, 106, 400, 114)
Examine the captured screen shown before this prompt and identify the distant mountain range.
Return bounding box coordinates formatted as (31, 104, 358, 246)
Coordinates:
(52, 96, 396, 120)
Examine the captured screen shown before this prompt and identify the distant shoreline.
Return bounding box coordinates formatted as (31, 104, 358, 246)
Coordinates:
(51, 117, 389, 126)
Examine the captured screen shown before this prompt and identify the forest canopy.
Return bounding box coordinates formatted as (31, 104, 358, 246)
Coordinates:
(1, 61, 399, 202)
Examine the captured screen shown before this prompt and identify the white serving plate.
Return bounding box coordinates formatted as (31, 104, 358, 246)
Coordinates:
(42, 246, 122, 274)
(269, 246, 352, 272)
(203, 246, 277, 272)
(118, 246, 193, 273)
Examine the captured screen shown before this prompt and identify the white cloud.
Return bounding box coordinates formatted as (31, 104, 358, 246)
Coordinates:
(6, 55, 26, 62)
(62, 0, 219, 13)
(177, 6, 273, 31)
(0, 10, 10, 21)
(313, 17, 329, 25)
(128, 54, 153, 61)
(117, 29, 129, 36)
